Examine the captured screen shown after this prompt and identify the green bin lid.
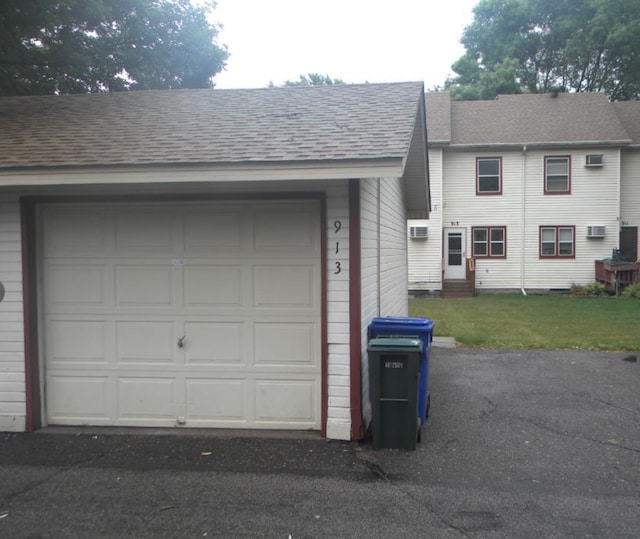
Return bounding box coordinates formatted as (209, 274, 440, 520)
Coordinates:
(367, 337, 422, 350)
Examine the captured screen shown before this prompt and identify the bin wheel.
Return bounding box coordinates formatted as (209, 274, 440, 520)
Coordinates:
(417, 417, 422, 443)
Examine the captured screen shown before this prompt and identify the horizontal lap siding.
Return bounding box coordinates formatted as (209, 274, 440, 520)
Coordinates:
(442, 148, 621, 290)
(443, 150, 524, 289)
(0, 196, 25, 431)
(408, 148, 442, 290)
(359, 176, 408, 430)
(523, 149, 620, 288)
(621, 150, 640, 230)
(359, 179, 379, 429)
(0, 180, 353, 438)
(324, 182, 352, 440)
(378, 177, 409, 316)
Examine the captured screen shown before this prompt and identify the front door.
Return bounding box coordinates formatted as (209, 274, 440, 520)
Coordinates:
(444, 228, 466, 280)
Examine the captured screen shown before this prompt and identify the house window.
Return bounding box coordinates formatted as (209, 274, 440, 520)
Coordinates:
(544, 156, 571, 194)
(472, 226, 506, 258)
(539, 226, 575, 258)
(476, 157, 502, 194)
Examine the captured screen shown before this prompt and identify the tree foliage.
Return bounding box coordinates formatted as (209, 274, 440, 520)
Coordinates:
(0, 0, 228, 95)
(282, 73, 344, 86)
(446, 0, 640, 100)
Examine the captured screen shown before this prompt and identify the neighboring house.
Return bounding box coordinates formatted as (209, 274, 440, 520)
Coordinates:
(409, 91, 640, 295)
(0, 82, 430, 439)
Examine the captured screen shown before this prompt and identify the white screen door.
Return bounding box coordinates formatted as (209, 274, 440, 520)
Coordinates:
(444, 228, 466, 280)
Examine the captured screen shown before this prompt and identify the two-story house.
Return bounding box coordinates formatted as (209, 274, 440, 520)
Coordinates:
(409, 91, 640, 295)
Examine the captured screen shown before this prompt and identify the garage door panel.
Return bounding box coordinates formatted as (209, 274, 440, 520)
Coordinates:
(253, 210, 317, 251)
(183, 211, 244, 252)
(115, 265, 174, 306)
(186, 378, 246, 421)
(255, 379, 317, 424)
(183, 265, 244, 306)
(47, 320, 107, 364)
(42, 208, 107, 255)
(117, 377, 176, 420)
(46, 264, 106, 306)
(116, 322, 176, 363)
(254, 322, 317, 367)
(184, 322, 245, 365)
(48, 376, 109, 421)
(114, 211, 175, 254)
(43, 201, 321, 430)
(253, 265, 316, 307)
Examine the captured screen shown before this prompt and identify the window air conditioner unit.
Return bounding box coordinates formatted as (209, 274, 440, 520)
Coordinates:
(410, 225, 429, 239)
(587, 225, 606, 238)
(585, 154, 604, 167)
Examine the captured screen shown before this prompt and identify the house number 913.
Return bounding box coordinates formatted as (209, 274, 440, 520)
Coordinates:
(334, 220, 342, 275)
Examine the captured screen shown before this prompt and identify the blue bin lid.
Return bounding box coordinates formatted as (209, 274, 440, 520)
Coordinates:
(370, 316, 435, 330)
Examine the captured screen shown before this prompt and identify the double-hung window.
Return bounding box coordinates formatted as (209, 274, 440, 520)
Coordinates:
(476, 157, 502, 194)
(472, 226, 506, 258)
(539, 226, 575, 258)
(544, 156, 571, 194)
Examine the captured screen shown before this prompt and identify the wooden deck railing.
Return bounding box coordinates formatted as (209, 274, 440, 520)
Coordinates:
(595, 259, 640, 293)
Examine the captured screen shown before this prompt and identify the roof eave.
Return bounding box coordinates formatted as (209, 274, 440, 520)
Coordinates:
(0, 158, 408, 188)
(447, 139, 632, 150)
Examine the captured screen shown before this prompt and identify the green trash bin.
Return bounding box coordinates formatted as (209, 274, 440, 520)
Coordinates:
(368, 337, 422, 450)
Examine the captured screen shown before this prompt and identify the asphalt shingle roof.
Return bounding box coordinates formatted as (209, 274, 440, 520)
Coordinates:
(424, 91, 451, 143)
(0, 82, 424, 169)
(612, 101, 640, 145)
(450, 92, 631, 146)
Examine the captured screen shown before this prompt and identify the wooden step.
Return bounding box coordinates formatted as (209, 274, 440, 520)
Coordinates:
(442, 280, 475, 298)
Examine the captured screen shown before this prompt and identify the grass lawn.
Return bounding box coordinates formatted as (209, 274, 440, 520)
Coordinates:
(409, 294, 640, 351)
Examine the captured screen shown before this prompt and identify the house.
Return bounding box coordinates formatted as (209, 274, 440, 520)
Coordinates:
(409, 91, 640, 295)
(0, 82, 430, 439)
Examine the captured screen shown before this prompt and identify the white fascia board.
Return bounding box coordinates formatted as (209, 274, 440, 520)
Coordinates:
(0, 159, 405, 187)
(449, 140, 632, 150)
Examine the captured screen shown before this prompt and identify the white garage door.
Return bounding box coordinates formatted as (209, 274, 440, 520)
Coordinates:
(41, 200, 322, 429)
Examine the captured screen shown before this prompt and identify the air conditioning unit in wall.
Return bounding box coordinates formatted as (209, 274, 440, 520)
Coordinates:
(585, 154, 604, 167)
(587, 225, 606, 238)
(410, 226, 429, 239)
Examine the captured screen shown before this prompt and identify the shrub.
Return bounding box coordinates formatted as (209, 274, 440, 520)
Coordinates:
(621, 283, 640, 299)
(582, 282, 607, 297)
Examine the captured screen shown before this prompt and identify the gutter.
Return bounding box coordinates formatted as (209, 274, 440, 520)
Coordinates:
(447, 140, 633, 150)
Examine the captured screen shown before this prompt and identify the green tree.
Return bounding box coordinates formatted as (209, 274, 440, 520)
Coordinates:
(0, 0, 228, 95)
(446, 0, 640, 100)
(282, 73, 344, 86)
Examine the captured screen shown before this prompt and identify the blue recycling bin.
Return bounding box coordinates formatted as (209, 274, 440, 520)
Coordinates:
(368, 317, 435, 429)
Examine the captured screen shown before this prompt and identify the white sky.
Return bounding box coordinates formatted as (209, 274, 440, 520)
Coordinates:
(210, 0, 478, 89)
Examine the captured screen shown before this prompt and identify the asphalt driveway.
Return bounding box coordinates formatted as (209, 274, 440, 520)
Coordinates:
(1, 346, 639, 538)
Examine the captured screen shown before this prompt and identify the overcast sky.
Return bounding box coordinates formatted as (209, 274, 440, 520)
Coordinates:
(210, 0, 478, 89)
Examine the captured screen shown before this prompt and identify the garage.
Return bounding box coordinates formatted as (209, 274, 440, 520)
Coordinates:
(40, 199, 322, 430)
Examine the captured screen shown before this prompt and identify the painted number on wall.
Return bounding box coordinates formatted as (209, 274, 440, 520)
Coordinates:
(333, 220, 342, 274)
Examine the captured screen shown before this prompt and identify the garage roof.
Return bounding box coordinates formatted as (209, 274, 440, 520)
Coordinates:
(0, 81, 429, 216)
(0, 82, 423, 166)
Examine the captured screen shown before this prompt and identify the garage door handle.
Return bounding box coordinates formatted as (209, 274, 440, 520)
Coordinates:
(177, 336, 186, 348)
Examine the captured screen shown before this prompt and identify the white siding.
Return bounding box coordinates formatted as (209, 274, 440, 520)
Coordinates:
(409, 148, 443, 290)
(437, 148, 621, 291)
(0, 180, 354, 439)
(378, 177, 409, 315)
(324, 182, 352, 441)
(359, 176, 408, 430)
(523, 149, 620, 289)
(620, 149, 640, 253)
(0, 196, 25, 431)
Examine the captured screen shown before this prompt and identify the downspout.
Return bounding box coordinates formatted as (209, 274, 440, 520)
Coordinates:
(377, 179, 381, 315)
(521, 145, 527, 296)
